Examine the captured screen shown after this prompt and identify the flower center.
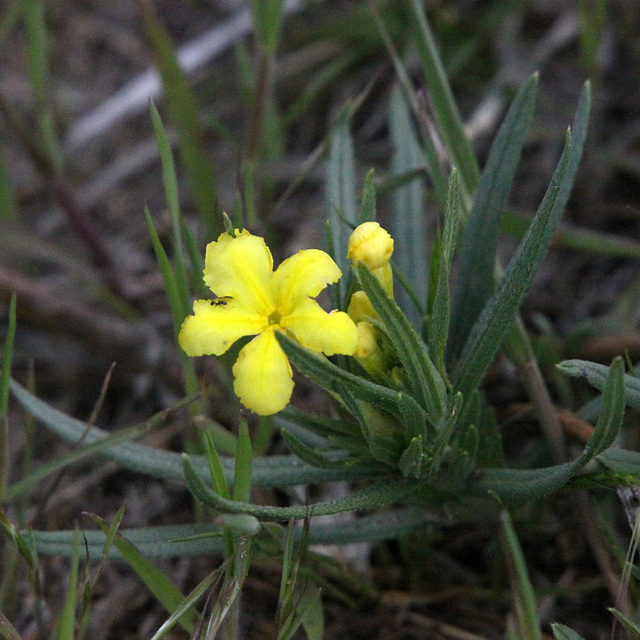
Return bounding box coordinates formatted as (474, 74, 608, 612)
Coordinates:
(268, 310, 283, 326)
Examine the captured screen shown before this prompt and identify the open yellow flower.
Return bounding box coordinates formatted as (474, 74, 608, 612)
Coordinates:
(179, 229, 358, 415)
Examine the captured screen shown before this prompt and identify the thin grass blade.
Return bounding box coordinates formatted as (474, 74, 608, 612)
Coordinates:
(91, 515, 198, 634)
(56, 529, 80, 640)
(408, 0, 479, 196)
(0, 294, 16, 498)
(139, 0, 221, 238)
(150, 103, 190, 317)
(500, 510, 542, 640)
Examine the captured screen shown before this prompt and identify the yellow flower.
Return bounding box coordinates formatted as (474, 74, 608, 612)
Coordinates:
(179, 229, 358, 415)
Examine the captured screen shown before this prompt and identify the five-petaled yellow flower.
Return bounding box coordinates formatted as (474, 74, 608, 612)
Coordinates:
(179, 230, 358, 415)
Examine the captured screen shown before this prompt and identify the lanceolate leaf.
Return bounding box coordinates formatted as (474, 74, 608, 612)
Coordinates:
(447, 73, 539, 365)
(575, 356, 625, 464)
(453, 82, 591, 398)
(558, 358, 640, 409)
(183, 453, 420, 521)
(476, 352, 623, 505)
(29, 508, 446, 559)
(428, 168, 460, 375)
(9, 379, 378, 488)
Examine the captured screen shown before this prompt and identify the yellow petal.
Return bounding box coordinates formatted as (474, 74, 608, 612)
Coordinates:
(232, 328, 294, 415)
(272, 249, 341, 316)
(179, 299, 268, 356)
(203, 230, 275, 316)
(281, 298, 358, 356)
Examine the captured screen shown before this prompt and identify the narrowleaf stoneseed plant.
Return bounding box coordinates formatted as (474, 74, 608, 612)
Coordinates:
(4, 2, 640, 639)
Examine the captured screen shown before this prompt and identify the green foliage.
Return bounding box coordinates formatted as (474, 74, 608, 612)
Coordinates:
(4, 3, 640, 638)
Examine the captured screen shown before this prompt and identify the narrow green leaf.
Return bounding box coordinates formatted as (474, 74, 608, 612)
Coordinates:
(250, 0, 285, 54)
(326, 111, 357, 301)
(139, 0, 221, 237)
(475, 462, 579, 505)
(609, 608, 640, 637)
(356, 263, 446, 421)
(281, 430, 350, 469)
(389, 87, 428, 324)
(558, 358, 640, 408)
(233, 419, 252, 502)
(300, 585, 324, 640)
(0, 154, 17, 218)
(453, 82, 591, 398)
(150, 102, 190, 318)
(428, 169, 460, 375)
(8, 409, 174, 501)
(30, 507, 447, 559)
(183, 453, 420, 521)
(576, 356, 625, 464)
(597, 448, 640, 474)
(448, 73, 539, 364)
(23, 0, 63, 174)
(202, 431, 231, 500)
(91, 515, 197, 633)
(408, 0, 479, 195)
(500, 510, 542, 640)
(57, 529, 80, 640)
(0, 293, 16, 498)
(551, 623, 588, 640)
(144, 207, 185, 333)
(9, 378, 378, 487)
(150, 568, 223, 640)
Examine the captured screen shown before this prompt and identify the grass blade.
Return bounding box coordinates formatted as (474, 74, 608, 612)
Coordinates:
(90, 515, 198, 634)
(408, 0, 479, 196)
(139, 0, 221, 238)
(56, 530, 80, 640)
(150, 103, 190, 318)
(500, 510, 542, 640)
(0, 294, 16, 499)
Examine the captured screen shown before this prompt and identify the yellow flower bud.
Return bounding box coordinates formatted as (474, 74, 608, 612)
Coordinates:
(355, 321, 377, 359)
(347, 222, 394, 270)
(347, 290, 376, 324)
